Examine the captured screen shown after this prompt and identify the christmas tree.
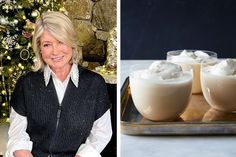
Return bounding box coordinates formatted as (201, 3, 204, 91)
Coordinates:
(0, 0, 65, 120)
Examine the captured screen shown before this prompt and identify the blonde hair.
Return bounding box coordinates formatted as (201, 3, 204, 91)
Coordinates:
(32, 11, 80, 71)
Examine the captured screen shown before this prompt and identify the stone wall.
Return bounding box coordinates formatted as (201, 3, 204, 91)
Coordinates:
(64, 0, 117, 68)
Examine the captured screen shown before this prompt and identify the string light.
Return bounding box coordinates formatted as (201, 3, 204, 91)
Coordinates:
(17, 5, 23, 9)
(15, 43, 22, 49)
(8, 68, 13, 73)
(7, 56, 11, 60)
(1, 90, 6, 95)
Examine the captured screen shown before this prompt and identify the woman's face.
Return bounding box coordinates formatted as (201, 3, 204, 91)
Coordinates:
(40, 30, 73, 72)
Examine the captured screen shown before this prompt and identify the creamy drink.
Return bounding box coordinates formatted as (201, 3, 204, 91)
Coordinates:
(201, 59, 236, 112)
(167, 50, 217, 94)
(129, 61, 192, 121)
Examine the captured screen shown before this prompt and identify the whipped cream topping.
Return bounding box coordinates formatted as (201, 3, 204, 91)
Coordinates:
(141, 61, 183, 80)
(170, 50, 214, 63)
(210, 59, 236, 76)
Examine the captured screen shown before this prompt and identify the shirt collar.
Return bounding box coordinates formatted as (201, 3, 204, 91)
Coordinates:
(43, 64, 79, 87)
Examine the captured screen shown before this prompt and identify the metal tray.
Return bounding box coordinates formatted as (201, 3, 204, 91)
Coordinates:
(121, 77, 236, 135)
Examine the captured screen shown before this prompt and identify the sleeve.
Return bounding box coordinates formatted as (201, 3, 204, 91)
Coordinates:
(76, 109, 112, 157)
(10, 76, 27, 116)
(5, 108, 33, 157)
(94, 76, 111, 120)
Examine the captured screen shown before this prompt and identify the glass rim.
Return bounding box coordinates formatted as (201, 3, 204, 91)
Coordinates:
(201, 58, 236, 78)
(167, 49, 217, 57)
(129, 68, 193, 84)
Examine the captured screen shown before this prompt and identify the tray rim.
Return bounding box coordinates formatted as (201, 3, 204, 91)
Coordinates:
(120, 77, 236, 135)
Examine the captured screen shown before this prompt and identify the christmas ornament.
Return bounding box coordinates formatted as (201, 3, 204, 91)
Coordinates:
(0, 0, 17, 13)
(20, 49, 30, 60)
(2, 34, 18, 51)
(22, 31, 32, 39)
(25, 19, 35, 29)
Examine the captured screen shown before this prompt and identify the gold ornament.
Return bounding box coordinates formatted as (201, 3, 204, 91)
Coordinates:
(25, 19, 35, 29)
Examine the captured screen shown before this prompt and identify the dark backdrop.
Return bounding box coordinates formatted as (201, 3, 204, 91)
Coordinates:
(121, 0, 236, 59)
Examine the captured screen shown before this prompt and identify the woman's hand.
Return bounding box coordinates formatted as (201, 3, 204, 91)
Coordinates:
(75, 155, 81, 157)
(13, 150, 33, 157)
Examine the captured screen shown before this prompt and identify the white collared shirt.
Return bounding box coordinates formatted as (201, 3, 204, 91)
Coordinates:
(5, 64, 112, 157)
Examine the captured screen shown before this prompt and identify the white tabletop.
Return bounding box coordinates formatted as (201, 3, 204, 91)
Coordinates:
(120, 60, 236, 157)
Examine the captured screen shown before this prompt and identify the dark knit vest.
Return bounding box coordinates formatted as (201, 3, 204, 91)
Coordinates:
(10, 66, 110, 157)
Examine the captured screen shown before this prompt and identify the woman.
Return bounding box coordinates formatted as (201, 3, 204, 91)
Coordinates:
(6, 11, 112, 157)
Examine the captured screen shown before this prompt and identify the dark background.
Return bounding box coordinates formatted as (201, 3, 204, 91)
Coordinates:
(121, 0, 236, 59)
